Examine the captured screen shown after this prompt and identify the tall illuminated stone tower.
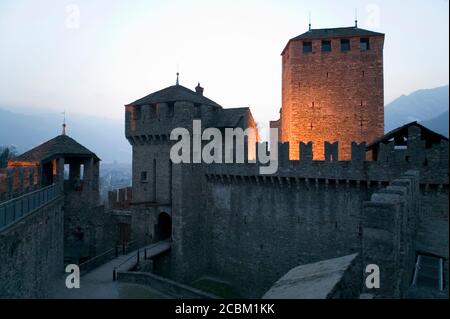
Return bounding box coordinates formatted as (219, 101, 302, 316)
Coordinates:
(276, 25, 385, 160)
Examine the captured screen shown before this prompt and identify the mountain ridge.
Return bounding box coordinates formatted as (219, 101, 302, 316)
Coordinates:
(385, 85, 449, 133)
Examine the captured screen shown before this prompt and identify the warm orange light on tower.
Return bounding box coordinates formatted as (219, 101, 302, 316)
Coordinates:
(277, 27, 385, 160)
(7, 160, 39, 167)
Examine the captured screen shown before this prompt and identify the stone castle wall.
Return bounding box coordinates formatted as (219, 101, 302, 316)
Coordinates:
(201, 171, 372, 297)
(163, 133, 447, 297)
(0, 197, 64, 298)
(124, 85, 448, 298)
(362, 171, 420, 298)
(63, 156, 106, 264)
(261, 171, 422, 299)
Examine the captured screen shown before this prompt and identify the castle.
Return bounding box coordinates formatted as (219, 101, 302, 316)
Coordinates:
(122, 26, 448, 298)
(0, 25, 448, 299)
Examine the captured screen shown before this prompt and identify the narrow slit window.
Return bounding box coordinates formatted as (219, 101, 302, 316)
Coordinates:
(152, 159, 156, 201)
(194, 103, 201, 118)
(140, 171, 148, 182)
(167, 102, 174, 117)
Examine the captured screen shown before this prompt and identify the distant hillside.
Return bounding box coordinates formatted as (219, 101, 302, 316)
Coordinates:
(385, 85, 449, 132)
(0, 107, 131, 163)
(420, 110, 449, 137)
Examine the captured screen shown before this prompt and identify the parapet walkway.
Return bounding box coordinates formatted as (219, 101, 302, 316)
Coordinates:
(49, 241, 171, 299)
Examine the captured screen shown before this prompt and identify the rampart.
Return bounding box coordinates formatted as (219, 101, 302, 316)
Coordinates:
(165, 133, 447, 297)
(362, 171, 420, 298)
(0, 195, 64, 298)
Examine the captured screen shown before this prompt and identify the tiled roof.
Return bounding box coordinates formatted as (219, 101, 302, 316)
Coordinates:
(291, 27, 384, 40)
(14, 134, 99, 162)
(126, 85, 222, 108)
(282, 26, 384, 54)
(366, 122, 449, 150)
(214, 108, 251, 128)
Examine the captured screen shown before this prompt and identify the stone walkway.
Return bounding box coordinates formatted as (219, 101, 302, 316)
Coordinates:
(49, 242, 172, 299)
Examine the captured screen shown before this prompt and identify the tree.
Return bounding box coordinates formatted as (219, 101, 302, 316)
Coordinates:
(0, 146, 17, 168)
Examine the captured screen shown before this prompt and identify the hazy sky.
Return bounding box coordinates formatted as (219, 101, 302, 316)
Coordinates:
(0, 0, 448, 137)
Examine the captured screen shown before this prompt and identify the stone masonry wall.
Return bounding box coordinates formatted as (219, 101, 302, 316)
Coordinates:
(165, 136, 447, 298)
(202, 174, 372, 298)
(0, 197, 64, 298)
(262, 253, 362, 299)
(123, 80, 447, 299)
(361, 171, 420, 298)
(281, 35, 385, 160)
(168, 163, 208, 284)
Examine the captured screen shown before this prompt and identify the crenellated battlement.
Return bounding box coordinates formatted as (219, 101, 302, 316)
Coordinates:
(107, 187, 132, 209)
(118, 27, 450, 299)
(201, 132, 448, 185)
(0, 166, 40, 202)
(125, 101, 218, 139)
(361, 170, 420, 298)
(125, 103, 256, 147)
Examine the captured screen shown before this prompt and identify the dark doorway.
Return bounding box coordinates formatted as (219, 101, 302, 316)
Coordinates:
(118, 223, 130, 246)
(155, 212, 172, 241)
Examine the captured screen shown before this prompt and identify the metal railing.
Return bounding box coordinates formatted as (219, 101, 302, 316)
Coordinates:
(113, 240, 171, 281)
(0, 183, 62, 231)
(78, 240, 138, 274)
(78, 246, 117, 274)
(113, 245, 147, 281)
